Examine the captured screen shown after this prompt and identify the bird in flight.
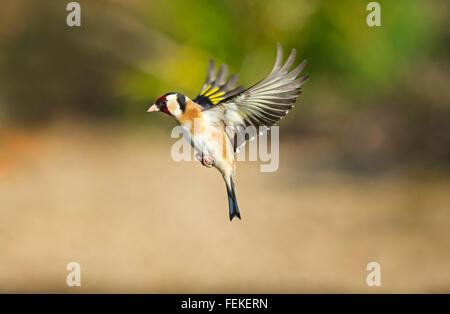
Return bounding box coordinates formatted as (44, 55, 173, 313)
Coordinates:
(147, 43, 308, 221)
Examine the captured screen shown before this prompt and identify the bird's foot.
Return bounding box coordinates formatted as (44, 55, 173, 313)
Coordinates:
(203, 155, 215, 167)
(196, 153, 214, 168)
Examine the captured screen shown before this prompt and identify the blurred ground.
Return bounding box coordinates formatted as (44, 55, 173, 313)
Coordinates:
(0, 124, 448, 293)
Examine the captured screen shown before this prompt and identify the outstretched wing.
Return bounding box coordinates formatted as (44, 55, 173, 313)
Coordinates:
(194, 60, 245, 109)
(206, 43, 309, 152)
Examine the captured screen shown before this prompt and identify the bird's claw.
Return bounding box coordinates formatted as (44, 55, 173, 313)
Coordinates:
(203, 155, 214, 167)
(196, 153, 214, 168)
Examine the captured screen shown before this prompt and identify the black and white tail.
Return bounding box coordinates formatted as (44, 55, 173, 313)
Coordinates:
(226, 177, 241, 221)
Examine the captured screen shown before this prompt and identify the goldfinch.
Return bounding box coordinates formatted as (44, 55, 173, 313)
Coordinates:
(147, 43, 308, 221)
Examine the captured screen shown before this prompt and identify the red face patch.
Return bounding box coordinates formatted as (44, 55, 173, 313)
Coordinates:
(156, 95, 167, 104)
(161, 106, 170, 115)
(155, 94, 170, 115)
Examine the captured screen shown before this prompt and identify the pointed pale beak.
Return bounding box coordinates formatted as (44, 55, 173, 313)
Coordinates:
(147, 104, 160, 112)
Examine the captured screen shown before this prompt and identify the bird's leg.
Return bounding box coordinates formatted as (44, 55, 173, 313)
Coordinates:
(195, 153, 214, 168)
(202, 154, 215, 167)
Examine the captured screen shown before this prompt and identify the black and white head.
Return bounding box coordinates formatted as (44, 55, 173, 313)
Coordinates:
(147, 92, 187, 118)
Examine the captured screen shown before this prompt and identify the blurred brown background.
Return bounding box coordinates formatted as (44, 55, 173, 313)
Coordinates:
(0, 0, 449, 293)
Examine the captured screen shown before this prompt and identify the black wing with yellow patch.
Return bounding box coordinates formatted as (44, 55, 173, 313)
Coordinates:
(206, 43, 309, 153)
(194, 60, 245, 109)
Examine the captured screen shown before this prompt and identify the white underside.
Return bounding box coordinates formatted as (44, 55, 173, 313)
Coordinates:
(180, 121, 234, 178)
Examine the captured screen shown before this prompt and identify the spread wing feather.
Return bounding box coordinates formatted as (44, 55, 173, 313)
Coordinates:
(194, 60, 245, 109)
(204, 43, 309, 152)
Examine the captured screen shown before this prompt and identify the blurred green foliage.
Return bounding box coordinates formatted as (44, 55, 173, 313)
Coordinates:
(0, 0, 449, 169)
